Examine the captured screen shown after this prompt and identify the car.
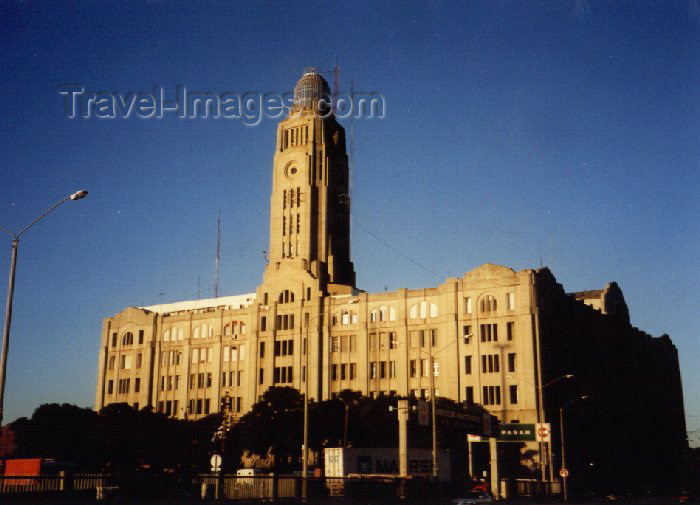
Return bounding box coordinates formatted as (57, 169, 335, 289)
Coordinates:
(451, 491, 493, 505)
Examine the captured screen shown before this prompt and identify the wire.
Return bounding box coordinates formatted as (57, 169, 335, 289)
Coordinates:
(352, 217, 445, 280)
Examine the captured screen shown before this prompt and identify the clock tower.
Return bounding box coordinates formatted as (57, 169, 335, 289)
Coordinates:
(259, 70, 356, 301)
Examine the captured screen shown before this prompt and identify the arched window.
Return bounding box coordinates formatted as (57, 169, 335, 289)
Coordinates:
(193, 323, 214, 339)
(224, 320, 247, 337)
(278, 290, 295, 304)
(121, 331, 134, 345)
(333, 310, 357, 326)
(480, 295, 497, 314)
(409, 301, 438, 319)
(370, 305, 397, 323)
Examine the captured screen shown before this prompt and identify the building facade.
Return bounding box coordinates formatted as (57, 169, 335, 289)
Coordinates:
(96, 70, 686, 480)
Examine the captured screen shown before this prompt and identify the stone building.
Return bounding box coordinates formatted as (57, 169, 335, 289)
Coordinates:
(95, 70, 686, 481)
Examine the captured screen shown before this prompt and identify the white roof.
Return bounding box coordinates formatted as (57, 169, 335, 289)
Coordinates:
(140, 293, 256, 314)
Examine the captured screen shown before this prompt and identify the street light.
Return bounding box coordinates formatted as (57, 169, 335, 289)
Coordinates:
(507, 372, 574, 481)
(0, 190, 88, 426)
(302, 296, 358, 499)
(560, 395, 589, 502)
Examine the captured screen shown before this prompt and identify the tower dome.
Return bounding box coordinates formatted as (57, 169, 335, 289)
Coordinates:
(293, 69, 331, 109)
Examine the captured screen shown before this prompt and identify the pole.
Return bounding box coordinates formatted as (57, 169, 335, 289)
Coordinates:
(0, 239, 19, 426)
(398, 399, 408, 477)
(560, 406, 567, 501)
(302, 321, 309, 500)
(429, 353, 437, 479)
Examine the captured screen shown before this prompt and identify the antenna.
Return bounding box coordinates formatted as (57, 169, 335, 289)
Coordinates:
(214, 210, 221, 298)
(349, 79, 355, 252)
(333, 58, 340, 113)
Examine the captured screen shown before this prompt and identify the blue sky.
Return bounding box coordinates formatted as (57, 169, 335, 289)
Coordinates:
(0, 1, 698, 444)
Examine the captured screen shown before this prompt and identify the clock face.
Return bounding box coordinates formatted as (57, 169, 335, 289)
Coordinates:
(284, 162, 298, 179)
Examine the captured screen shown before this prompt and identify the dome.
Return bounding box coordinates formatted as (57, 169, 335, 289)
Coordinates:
(294, 69, 331, 109)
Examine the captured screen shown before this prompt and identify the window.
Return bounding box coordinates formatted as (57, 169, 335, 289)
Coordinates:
(465, 386, 474, 405)
(259, 368, 264, 384)
(507, 353, 516, 373)
(111, 333, 117, 347)
(193, 323, 214, 339)
(331, 336, 340, 352)
(341, 363, 347, 380)
(369, 333, 377, 351)
(481, 354, 500, 373)
(410, 360, 417, 378)
(274, 366, 293, 384)
(349, 335, 356, 352)
(120, 354, 132, 370)
(421, 359, 429, 377)
(118, 378, 130, 394)
(136, 353, 142, 369)
(433, 359, 439, 377)
(480, 295, 497, 313)
(482, 385, 501, 405)
(480, 323, 498, 342)
(507, 322, 515, 341)
(509, 385, 518, 404)
(463, 325, 472, 344)
(108, 356, 115, 370)
(122, 331, 133, 346)
(464, 355, 472, 374)
(389, 361, 396, 379)
(331, 364, 338, 381)
(409, 301, 438, 319)
(261, 316, 267, 332)
(259, 342, 265, 358)
(134, 377, 141, 393)
(465, 297, 472, 314)
(349, 363, 357, 379)
(107, 380, 114, 394)
(389, 332, 398, 349)
(507, 292, 515, 311)
(138, 330, 144, 344)
(278, 289, 295, 304)
(370, 362, 378, 379)
(379, 361, 387, 379)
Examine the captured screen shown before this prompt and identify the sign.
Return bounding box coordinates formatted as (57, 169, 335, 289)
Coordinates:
(535, 423, 551, 442)
(210, 454, 222, 472)
(417, 400, 430, 426)
(498, 423, 536, 441)
(467, 434, 482, 442)
(559, 467, 569, 478)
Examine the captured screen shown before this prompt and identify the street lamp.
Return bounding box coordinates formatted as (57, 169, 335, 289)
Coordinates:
(0, 190, 88, 426)
(560, 395, 589, 502)
(506, 372, 574, 481)
(302, 296, 358, 499)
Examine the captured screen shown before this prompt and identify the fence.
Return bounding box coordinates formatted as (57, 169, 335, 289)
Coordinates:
(0, 472, 107, 494)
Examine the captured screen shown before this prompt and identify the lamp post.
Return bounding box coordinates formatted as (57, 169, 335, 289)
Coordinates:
(506, 372, 573, 482)
(302, 296, 358, 499)
(0, 190, 88, 426)
(560, 395, 589, 502)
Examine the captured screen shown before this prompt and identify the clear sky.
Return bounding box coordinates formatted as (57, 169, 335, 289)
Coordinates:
(0, 1, 698, 445)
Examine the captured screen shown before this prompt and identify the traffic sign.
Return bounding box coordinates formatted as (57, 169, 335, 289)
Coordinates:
(535, 422, 551, 442)
(210, 454, 222, 472)
(559, 467, 569, 478)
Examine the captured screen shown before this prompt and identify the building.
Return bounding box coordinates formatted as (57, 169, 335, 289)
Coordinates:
(95, 69, 686, 482)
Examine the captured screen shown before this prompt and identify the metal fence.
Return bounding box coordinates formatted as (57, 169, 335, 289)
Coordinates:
(0, 472, 107, 494)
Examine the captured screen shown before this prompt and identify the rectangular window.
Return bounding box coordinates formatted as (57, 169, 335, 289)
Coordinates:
(259, 368, 264, 384)
(463, 325, 471, 344)
(107, 380, 113, 394)
(138, 330, 144, 344)
(108, 356, 115, 370)
(136, 353, 142, 369)
(430, 329, 437, 347)
(480, 324, 498, 342)
(259, 342, 265, 358)
(331, 364, 338, 381)
(341, 363, 347, 380)
(465, 386, 474, 405)
(349, 335, 356, 352)
(509, 385, 518, 404)
(331, 336, 340, 352)
(508, 353, 516, 373)
(465, 355, 472, 374)
(421, 359, 429, 377)
(134, 377, 140, 393)
(370, 362, 378, 379)
(379, 361, 386, 379)
(261, 316, 267, 332)
(507, 292, 515, 311)
(389, 361, 396, 379)
(389, 332, 398, 349)
(349, 363, 356, 380)
(410, 360, 417, 378)
(433, 359, 439, 377)
(465, 297, 472, 314)
(369, 333, 377, 351)
(507, 322, 514, 341)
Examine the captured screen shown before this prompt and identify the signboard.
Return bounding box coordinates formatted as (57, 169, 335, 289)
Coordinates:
(498, 423, 536, 441)
(467, 434, 482, 442)
(535, 423, 551, 442)
(210, 454, 222, 472)
(417, 400, 429, 427)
